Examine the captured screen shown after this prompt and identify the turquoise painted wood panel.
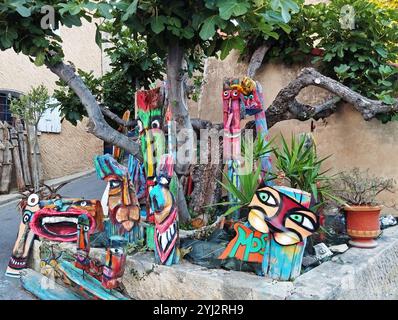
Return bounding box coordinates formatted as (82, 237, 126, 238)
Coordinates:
(20, 269, 84, 300)
(263, 238, 306, 281)
(58, 261, 129, 300)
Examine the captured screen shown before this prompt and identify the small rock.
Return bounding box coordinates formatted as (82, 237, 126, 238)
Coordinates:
(302, 256, 319, 267)
(314, 243, 333, 260)
(380, 215, 397, 229)
(329, 244, 349, 254)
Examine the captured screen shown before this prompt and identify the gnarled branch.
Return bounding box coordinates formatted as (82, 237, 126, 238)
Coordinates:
(47, 61, 143, 162)
(266, 67, 398, 128)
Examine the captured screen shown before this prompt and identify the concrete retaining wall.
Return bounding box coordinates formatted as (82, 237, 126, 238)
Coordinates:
(31, 225, 398, 300)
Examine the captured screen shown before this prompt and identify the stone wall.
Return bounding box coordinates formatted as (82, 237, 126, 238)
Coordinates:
(0, 21, 103, 181)
(194, 50, 398, 215)
(30, 225, 398, 300)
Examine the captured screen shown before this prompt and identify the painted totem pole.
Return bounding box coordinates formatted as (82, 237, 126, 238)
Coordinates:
(222, 79, 243, 219)
(102, 236, 128, 290)
(94, 154, 141, 243)
(149, 154, 180, 266)
(240, 77, 273, 182)
(75, 214, 91, 272)
(136, 87, 166, 207)
(5, 193, 40, 277)
(219, 184, 319, 280)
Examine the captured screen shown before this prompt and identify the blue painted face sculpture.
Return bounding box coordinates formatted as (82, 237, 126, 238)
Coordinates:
(149, 155, 179, 265)
(94, 154, 140, 232)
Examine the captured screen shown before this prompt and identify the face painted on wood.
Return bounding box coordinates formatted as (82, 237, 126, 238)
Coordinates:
(248, 186, 319, 245)
(29, 198, 101, 242)
(136, 88, 165, 180)
(240, 77, 262, 116)
(94, 154, 140, 232)
(75, 214, 91, 270)
(150, 155, 179, 265)
(6, 193, 41, 277)
(222, 78, 242, 159)
(102, 236, 127, 290)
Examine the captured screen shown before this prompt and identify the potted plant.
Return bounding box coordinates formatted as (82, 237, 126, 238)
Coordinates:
(333, 168, 396, 248)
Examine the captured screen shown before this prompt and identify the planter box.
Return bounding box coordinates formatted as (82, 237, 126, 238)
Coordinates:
(29, 225, 398, 300)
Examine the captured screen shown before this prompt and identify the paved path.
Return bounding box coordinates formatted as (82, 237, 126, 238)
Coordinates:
(0, 173, 106, 300)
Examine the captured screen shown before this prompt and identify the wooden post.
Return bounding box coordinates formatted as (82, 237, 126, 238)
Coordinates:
(16, 119, 32, 187)
(10, 126, 25, 191)
(26, 124, 42, 191)
(0, 122, 13, 194)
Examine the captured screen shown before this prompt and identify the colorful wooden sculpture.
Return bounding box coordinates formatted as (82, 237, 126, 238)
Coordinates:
(94, 154, 141, 242)
(218, 223, 268, 263)
(5, 193, 40, 277)
(102, 236, 128, 290)
(222, 78, 242, 160)
(75, 214, 91, 272)
(219, 185, 318, 281)
(58, 260, 128, 300)
(149, 154, 180, 265)
(136, 88, 166, 189)
(222, 78, 243, 220)
(127, 155, 147, 219)
(30, 198, 103, 242)
(6, 193, 104, 278)
(240, 77, 272, 182)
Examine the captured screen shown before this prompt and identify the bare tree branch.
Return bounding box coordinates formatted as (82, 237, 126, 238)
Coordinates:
(46, 61, 143, 162)
(266, 67, 398, 127)
(99, 104, 137, 128)
(247, 44, 270, 78)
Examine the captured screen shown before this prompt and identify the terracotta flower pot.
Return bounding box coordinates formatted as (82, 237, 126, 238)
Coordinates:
(344, 205, 381, 248)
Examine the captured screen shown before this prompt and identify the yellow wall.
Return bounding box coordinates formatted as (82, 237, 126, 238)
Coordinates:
(0, 21, 104, 180)
(194, 50, 398, 215)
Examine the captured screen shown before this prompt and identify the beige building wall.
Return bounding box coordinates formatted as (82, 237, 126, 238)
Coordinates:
(195, 50, 398, 215)
(0, 21, 104, 181)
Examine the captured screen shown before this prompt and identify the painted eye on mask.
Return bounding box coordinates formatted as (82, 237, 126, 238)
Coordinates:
(22, 211, 33, 224)
(110, 180, 121, 188)
(257, 191, 277, 206)
(159, 177, 169, 185)
(232, 90, 239, 98)
(83, 225, 90, 232)
(137, 120, 144, 133)
(223, 91, 230, 98)
(249, 94, 254, 99)
(289, 212, 315, 231)
(151, 119, 161, 129)
(110, 248, 122, 255)
(27, 194, 39, 206)
(74, 200, 88, 207)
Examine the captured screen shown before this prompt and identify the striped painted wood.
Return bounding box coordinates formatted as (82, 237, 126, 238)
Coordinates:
(20, 268, 84, 300)
(58, 260, 129, 300)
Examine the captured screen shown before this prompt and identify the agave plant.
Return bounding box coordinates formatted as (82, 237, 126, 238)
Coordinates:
(273, 133, 342, 210)
(209, 137, 273, 217)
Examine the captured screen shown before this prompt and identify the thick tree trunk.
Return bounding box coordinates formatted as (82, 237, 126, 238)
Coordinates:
(166, 41, 194, 175)
(166, 41, 195, 224)
(46, 61, 143, 162)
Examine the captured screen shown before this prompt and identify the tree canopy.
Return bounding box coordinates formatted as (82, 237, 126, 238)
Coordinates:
(0, 1, 300, 66)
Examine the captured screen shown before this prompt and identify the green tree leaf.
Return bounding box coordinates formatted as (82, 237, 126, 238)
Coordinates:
(199, 15, 220, 40)
(220, 37, 245, 60)
(150, 16, 167, 34)
(122, 0, 139, 22)
(217, 0, 250, 20)
(15, 5, 31, 17)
